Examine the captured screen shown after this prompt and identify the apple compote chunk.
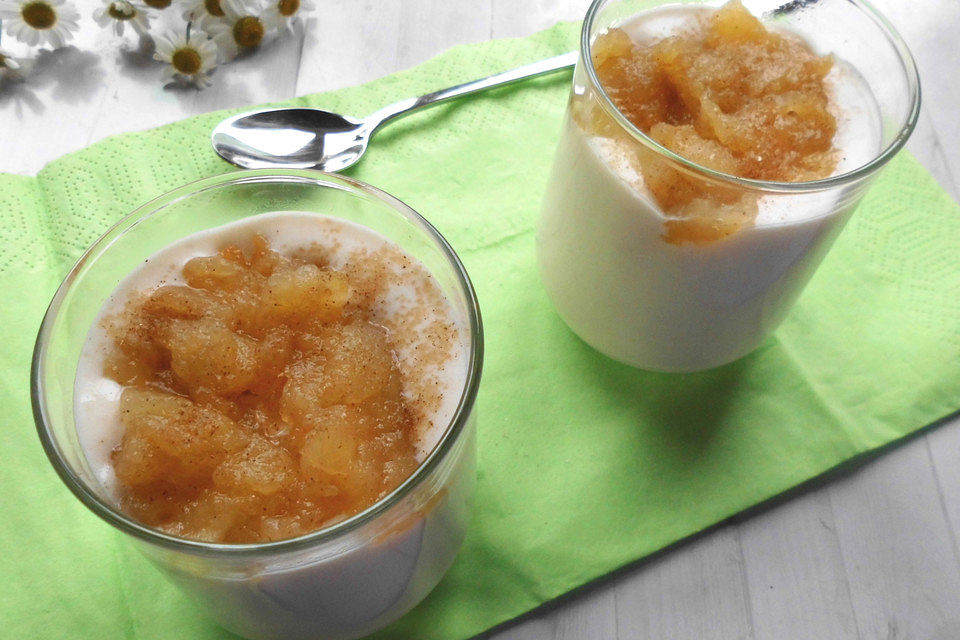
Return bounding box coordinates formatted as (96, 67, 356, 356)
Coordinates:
(586, 0, 838, 243)
(103, 235, 422, 543)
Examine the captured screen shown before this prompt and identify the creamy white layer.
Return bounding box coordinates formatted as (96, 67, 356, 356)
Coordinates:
(537, 7, 883, 371)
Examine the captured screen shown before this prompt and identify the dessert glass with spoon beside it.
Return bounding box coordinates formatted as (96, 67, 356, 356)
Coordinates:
(537, 0, 920, 372)
(33, 170, 483, 640)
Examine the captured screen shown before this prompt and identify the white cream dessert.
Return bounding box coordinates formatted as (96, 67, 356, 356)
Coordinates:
(73, 211, 474, 640)
(537, 2, 882, 371)
(76, 211, 468, 503)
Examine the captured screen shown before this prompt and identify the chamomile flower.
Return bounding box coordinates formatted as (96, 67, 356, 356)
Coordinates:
(154, 28, 218, 88)
(93, 1, 151, 37)
(205, 0, 271, 62)
(262, 0, 312, 33)
(181, 0, 247, 29)
(0, 0, 80, 48)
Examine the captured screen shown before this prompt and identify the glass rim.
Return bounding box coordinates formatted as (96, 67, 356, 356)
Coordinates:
(31, 168, 484, 558)
(580, 0, 922, 194)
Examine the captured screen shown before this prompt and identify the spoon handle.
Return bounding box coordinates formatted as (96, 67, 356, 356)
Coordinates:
(365, 51, 579, 131)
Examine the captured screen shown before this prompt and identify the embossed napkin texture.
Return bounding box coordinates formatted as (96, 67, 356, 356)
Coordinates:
(1, 21, 959, 640)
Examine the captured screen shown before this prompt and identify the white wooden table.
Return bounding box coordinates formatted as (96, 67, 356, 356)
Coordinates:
(3, 2, 959, 638)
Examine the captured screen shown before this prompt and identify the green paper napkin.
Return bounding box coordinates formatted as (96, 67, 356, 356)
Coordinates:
(2, 22, 959, 640)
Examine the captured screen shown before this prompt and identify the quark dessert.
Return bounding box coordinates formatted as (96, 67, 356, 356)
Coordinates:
(537, 1, 883, 371)
(77, 212, 466, 544)
(73, 211, 475, 639)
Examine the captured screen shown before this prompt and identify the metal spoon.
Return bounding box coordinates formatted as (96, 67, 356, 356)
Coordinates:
(212, 51, 578, 172)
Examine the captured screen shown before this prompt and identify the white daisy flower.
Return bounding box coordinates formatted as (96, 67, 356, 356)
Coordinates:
(262, 0, 312, 33)
(93, 1, 151, 37)
(181, 0, 248, 29)
(0, 0, 80, 48)
(154, 28, 218, 89)
(205, 0, 271, 62)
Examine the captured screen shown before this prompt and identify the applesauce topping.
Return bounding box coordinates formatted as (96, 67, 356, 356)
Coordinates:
(581, 0, 839, 243)
(98, 227, 461, 543)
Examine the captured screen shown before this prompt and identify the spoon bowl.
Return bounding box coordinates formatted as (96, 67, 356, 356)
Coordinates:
(212, 51, 577, 172)
(213, 108, 370, 171)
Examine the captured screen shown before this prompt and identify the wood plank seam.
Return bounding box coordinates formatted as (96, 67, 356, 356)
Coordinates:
(924, 436, 960, 584)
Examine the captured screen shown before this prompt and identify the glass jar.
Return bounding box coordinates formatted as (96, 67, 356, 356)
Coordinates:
(32, 169, 483, 640)
(537, 0, 920, 372)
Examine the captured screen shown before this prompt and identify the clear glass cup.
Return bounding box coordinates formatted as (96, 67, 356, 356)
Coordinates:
(32, 170, 483, 640)
(537, 0, 920, 372)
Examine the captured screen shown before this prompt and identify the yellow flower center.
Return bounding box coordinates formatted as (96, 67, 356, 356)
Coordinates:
(278, 0, 300, 17)
(143, 0, 172, 7)
(204, 0, 224, 17)
(233, 16, 264, 47)
(107, 2, 136, 20)
(172, 48, 203, 75)
(21, 1, 57, 30)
